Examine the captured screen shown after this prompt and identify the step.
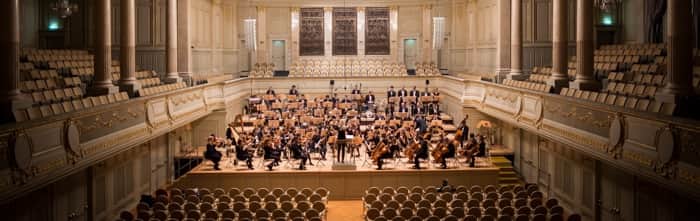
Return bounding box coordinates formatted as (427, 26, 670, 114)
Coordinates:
(499, 171, 518, 178)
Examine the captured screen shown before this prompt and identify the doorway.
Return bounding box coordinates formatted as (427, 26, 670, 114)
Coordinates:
(404, 39, 417, 70)
(271, 40, 286, 71)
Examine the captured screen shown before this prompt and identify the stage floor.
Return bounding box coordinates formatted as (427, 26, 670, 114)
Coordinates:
(174, 154, 501, 199)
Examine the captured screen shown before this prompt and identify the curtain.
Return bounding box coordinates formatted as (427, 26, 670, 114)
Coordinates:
(646, 0, 666, 43)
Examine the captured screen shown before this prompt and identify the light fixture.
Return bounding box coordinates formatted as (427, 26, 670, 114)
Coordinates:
(432, 0, 445, 50)
(595, 0, 620, 12)
(51, 0, 79, 18)
(243, 0, 256, 51)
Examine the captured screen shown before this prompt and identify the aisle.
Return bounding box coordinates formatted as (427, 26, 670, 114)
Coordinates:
(327, 200, 364, 221)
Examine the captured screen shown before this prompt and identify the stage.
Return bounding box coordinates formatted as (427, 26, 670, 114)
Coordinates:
(172, 154, 500, 200)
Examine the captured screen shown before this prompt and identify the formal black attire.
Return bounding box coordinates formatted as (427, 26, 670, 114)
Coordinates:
(413, 140, 429, 169)
(336, 128, 347, 162)
(204, 143, 223, 170)
(236, 144, 254, 169)
(290, 142, 309, 170)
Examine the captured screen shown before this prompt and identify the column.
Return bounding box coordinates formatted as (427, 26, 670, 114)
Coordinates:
(119, 0, 140, 96)
(508, 0, 526, 80)
(165, 0, 180, 83)
(570, 0, 600, 91)
(291, 7, 300, 62)
(324, 7, 333, 58)
(656, 0, 695, 106)
(495, 0, 511, 82)
(177, 0, 192, 83)
(357, 7, 366, 57)
(256, 6, 268, 63)
(89, 0, 119, 95)
(0, 0, 30, 120)
(421, 4, 434, 62)
(547, 0, 569, 91)
(390, 6, 399, 62)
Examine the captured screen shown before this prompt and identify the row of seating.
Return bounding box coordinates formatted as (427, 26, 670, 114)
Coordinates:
(47, 60, 93, 69)
(560, 88, 676, 115)
(119, 187, 329, 221)
(14, 92, 130, 122)
(24, 69, 61, 80)
(502, 80, 550, 93)
(20, 77, 83, 93)
(363, 185, 580, 221)
(29, 87, 84, 105)
(415, 62, 441, 76)
(69, 67, 95, 76)
(139, 82, 188, 97)
(600, 43, 665, 50)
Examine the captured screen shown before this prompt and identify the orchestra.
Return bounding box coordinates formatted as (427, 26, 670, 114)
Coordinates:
(201, 85, 486, 171)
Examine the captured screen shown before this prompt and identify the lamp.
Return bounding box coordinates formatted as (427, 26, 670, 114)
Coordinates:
(51, 0, 79, 18)
(595, 0, 621, 12)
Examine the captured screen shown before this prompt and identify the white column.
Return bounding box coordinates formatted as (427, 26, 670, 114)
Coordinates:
(0, 0, 30, 120)
(256, 6, 268, 63)
(89, 0, 119, 95)
(390, 6, 399, 62)
(177, 0, 192, 81)
(421, 4, 434, 62)
(291, 7, 300, 62)
(165, 0, 180, 83)
(508, 0, 526, 80)
(357, 7, 366, 57)
(324, 7, 333, 58)
(570, 0, 600, 91)
(547, 0, 569, 91)
(656, 0, 695, 106)
(119, 0, 140, 96)
(495, 0, 511, 82)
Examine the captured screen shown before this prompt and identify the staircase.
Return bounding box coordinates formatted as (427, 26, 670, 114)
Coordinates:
(492, 156, 521, 185)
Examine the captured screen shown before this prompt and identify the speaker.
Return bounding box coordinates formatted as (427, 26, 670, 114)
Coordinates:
(426, 80, 430, 85)
(330, 80, 335, 85)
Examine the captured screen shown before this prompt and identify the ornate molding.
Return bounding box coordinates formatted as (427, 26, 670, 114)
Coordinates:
(78, 108, 140, 134)
(544, 103, 613, 129)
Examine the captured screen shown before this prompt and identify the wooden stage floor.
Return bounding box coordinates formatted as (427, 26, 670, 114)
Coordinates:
(173, 154, 501, 199)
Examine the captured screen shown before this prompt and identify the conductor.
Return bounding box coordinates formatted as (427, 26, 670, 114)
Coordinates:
(336, 127, 347, 163)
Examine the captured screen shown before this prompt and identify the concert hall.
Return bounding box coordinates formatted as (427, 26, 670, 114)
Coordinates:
(1, 0, 699, 220)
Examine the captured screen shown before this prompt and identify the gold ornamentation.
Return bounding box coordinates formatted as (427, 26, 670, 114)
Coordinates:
(541, 123, 608, 153)
(545, 103, 612, 129)
(621, 150, 654, 168)
(82, 127, 150, 157)
(677, 168, 700, 186)
(78, 108, 141, 134)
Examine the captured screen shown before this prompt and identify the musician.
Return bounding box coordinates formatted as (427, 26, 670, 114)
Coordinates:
(415, 115, 428, 134)
(236, 137, 255, 170)
(412, 135, 430, 169)
(365, 91, 376, 112)
(438, 138, 457, 169)
(477, 134, 487, 157)
(204, 135, 223, 170)
(433, 88, 441, 96)
(421, 88, 431, 97)
(398, 102, 409, 113)
(387, 86, 397, 98)
(263, 139, 282, 171)
(336, 126, 347, 163)
(428, 103, 440, 115)
(410, 102, 420, 116)
(398, 86, 408, 97)
(289, 85, 299, 95)
(351, 85, 361, 94)
(375, 139, 400, 170)
(463, 133, 479, 167)
(409, 86, 420, 97)
(225, 123, 237, 146)
(266, 87, 276, 95)
(290, 137, 311, 170)
(457, 115, 470, 147)
(299, 94, 308, 108)
(341, 95, 352, 103)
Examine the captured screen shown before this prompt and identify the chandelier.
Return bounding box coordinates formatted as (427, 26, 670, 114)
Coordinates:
(595, 0, 620, 11)
(51, 0, 79, 18)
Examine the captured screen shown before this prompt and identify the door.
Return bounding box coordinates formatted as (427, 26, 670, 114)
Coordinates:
(520, 132, 538, 183)
(271, 40, 286, 71)
(54, 171, 89, 221)
(404, 39, 417, 69)
(597, 163, 635, 221)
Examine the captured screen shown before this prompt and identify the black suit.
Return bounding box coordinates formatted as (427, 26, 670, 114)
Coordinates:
(387, 90, 396, 98)
(413, 140, 429, 168)
(204, 143, 222, 170)
(290, 143, 309, 169)
(289, 89, 299, 95)
(409, 90, 420, 97)
(398, 89, 408, 97)
(352, 89, 361, 94)
(266, 89, 276, 95)
(336, 129, 347, 162)
(365, 95, 375, 104)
